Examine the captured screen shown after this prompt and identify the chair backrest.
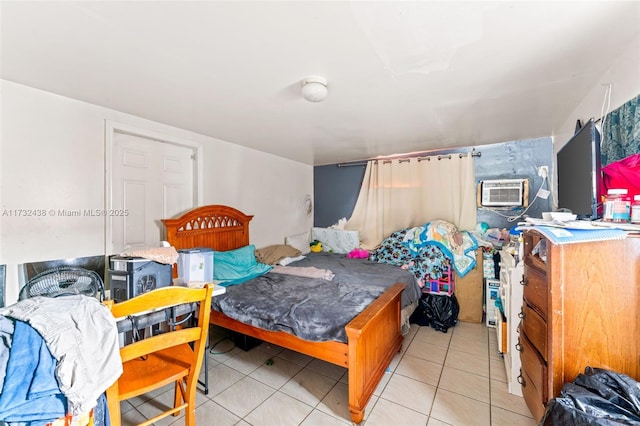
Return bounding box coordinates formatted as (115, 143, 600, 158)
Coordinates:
(106, 285, 213, 366)
(105, 284, 213, 426)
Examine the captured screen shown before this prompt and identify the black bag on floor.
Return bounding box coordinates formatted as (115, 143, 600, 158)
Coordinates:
(540, 367, 640, 425)
(409, 293, 459, 333)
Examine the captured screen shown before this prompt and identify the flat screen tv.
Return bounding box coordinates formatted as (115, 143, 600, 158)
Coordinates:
(557, 119, 602, 220)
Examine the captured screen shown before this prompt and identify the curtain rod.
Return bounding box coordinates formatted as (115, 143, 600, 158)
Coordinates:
(336, 148, 482, 167)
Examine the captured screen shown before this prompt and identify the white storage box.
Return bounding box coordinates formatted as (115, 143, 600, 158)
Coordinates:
(177, 248, 214, 284)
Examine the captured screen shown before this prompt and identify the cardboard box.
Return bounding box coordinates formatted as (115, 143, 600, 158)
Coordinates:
(455, 249, 484, 323)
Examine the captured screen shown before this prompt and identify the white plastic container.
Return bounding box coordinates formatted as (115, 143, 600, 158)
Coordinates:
(603, 189, 630, 223)
(177, 248, 214, 284)
(631, 195, 640, 224)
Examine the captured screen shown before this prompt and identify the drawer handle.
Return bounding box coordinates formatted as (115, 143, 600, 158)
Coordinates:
(515, 339, 523, 352)
(517, 372, 525, 386)
(518, 308, 525, 319)
(520, 277, 527, 286)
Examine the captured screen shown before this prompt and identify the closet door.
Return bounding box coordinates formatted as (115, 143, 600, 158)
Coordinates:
(111, 131, 195, 252)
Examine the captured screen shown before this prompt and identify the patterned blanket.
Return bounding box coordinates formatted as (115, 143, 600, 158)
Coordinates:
(369, 228, 449, 287)
(404, 220, 477, 277)
(369, 221, 477, 281)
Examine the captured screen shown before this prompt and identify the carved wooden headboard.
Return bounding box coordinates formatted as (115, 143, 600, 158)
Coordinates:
(162, 205, 254, 253)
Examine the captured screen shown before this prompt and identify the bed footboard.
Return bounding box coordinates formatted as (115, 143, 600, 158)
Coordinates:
(209, 282, 405, 424)
(209, 310, 349, 367)
(345, 282, 405, 423)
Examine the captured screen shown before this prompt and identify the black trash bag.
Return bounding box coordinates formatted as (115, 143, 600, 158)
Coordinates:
(540, 367, 640, 425)
(409, 293, 459, 333)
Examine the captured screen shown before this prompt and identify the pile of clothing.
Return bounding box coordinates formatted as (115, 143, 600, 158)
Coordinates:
(369, 228, 448, 286)
(0, 295, 122, 426)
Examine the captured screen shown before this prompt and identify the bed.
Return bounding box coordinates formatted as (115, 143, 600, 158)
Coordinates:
(162, 205, 419, 423)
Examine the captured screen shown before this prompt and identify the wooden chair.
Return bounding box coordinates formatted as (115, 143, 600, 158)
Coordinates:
(104, 284, 213, 426)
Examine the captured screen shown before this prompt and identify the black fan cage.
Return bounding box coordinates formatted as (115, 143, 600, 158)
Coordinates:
(19, 266, 105, 301)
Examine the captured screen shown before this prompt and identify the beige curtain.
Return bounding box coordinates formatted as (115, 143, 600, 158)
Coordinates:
(346, 154, 477, 249)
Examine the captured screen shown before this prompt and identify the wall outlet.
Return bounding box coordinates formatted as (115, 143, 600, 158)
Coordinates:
(537, 166, 549, 178)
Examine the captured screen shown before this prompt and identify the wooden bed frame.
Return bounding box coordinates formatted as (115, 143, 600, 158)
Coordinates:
(162, 205, 405, 423)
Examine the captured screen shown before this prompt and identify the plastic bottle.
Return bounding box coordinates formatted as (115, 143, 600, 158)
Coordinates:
(603, 189, 630, 222)
(631, 195, 640, 224)
(517, 234, 524, 263)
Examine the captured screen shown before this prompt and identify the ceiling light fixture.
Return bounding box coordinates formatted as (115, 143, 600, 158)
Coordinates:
(301, 76, 328, 102)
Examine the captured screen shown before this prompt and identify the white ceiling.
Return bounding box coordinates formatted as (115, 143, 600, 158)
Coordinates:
(2, 1, 638, 166)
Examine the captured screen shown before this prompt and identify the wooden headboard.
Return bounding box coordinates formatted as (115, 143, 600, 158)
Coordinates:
(162, 205, 254, 252)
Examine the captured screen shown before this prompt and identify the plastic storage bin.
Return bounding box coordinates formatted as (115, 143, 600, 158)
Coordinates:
(177, 248, 214, 284)
(425, 264, 455, 296)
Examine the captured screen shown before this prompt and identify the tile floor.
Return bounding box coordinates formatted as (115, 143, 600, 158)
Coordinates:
(118, 321, 537, 425)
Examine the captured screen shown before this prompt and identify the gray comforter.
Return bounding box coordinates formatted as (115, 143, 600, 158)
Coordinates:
(211, 252, 420, 343)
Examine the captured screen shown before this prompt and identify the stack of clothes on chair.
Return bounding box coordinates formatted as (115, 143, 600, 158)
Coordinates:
(0, 295, 122, 426)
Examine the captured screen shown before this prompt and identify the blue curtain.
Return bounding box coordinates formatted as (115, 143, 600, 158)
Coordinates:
(601, 94, 640, 166)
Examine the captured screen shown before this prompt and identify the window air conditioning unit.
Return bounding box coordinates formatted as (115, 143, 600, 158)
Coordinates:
(479, 179, 528, 207)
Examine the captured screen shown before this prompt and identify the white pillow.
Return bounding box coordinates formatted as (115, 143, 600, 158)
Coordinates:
(285, 232, 311, 255)
(278, 255, 306, 266)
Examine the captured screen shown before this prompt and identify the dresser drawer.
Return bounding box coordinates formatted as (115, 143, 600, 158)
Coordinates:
(523, 265, 548, 317)
(518, 327, 547, 402)
(520, 303, 547, 360)
(520, 366, 546, 421)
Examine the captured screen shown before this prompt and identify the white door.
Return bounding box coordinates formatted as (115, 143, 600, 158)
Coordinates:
(111, 131, 195, 253)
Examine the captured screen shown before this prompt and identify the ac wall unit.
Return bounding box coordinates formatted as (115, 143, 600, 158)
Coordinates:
(479, 179, 527, 207)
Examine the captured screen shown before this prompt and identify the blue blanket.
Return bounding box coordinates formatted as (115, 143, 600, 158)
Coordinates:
(213, 244, 272, 286)
(0, 319, 66, 424)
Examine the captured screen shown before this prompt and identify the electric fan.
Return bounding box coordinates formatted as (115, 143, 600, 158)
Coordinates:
(19, 266, 105, 301)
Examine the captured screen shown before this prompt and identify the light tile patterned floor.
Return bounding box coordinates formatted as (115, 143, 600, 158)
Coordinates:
(118, 322, 537, 425)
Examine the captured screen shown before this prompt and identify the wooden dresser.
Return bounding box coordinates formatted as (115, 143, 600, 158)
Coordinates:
(519, 230, 640, 421)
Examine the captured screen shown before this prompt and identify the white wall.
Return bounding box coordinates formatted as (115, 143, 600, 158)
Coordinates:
(0, 80, 313, 304)
(554, 33, 640, 152)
